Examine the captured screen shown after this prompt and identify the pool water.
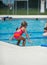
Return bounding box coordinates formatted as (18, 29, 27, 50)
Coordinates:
(0, 19, 47, 46)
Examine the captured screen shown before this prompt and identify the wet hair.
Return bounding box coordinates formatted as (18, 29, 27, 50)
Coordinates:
(36, 18, 38, 20)
(3, 17, 6, 21)
(21, 21, 27, 27)
(44, 27, 47, 30)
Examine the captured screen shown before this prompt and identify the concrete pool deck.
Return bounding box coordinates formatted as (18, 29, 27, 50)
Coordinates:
(0, 41, 47, 65)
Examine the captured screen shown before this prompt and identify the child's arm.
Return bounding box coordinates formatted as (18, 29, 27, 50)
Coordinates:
(25, 29, 32, 43)
(25, 29, 29, 40)
(9, 35, 14, 40)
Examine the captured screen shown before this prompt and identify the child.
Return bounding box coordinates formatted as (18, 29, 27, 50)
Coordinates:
(9, 21, 30, 46)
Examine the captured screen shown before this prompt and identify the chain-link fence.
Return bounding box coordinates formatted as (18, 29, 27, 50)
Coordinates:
(0, 0, 47, 15)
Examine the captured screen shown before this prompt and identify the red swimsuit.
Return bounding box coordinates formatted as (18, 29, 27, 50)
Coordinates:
(14, 28, 25, 39)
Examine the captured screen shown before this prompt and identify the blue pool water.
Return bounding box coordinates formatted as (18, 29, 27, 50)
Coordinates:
(0, 19, 47, 46)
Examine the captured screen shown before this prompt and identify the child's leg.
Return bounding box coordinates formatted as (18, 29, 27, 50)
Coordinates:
(22, 38, 26, 46)
(17, 36, 26, 46)
(17, 40, 21, 46)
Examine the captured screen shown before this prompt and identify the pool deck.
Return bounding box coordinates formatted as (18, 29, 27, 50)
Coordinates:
(0, 15, 47, 18)
(0, 41, 47, 65)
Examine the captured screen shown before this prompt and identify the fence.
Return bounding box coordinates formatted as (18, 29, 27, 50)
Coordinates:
(0, 0, 47, 15)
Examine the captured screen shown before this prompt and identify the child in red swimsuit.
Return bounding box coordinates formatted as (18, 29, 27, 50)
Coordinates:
(10, 21, 30, 46)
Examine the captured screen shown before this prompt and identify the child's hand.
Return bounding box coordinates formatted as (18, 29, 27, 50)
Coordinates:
(9, 35, 14, 40)
(28, 39, 32, 43)
(9, 37, 13, 40)
(9, 37, 12, 40)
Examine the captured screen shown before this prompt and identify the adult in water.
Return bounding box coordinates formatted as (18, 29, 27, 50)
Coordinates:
(9, 21, 30, 46)
(43, 22, 47, 36)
